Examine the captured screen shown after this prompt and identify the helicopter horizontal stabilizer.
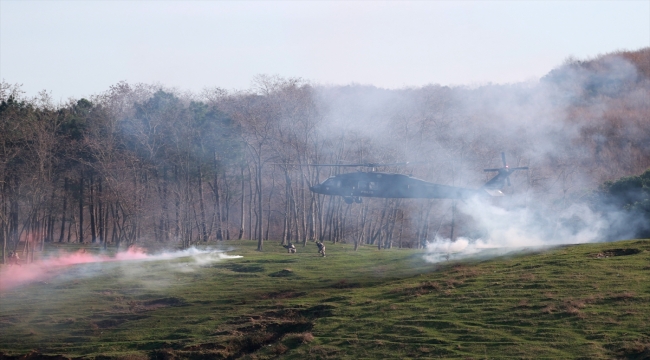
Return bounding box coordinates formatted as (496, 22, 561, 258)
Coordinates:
(483, 188, 505, 197)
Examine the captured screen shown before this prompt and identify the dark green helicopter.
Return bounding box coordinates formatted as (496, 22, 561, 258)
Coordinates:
(308, 153, 528, 204)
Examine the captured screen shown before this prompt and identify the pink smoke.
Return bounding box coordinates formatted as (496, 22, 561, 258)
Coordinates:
(0, 247, 149, 292)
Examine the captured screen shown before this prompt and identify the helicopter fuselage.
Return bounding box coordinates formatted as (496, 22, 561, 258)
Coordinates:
(310, 172, 481, 200)
(304, 152, 525, 203)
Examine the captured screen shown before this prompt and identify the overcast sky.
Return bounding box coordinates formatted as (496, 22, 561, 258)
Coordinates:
(1, 1, 649, 101)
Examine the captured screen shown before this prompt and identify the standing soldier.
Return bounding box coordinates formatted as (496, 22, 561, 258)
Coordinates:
(316, 241, 326, 257)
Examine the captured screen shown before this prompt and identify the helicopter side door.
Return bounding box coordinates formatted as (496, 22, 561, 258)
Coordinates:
(357, 180, 380, 196)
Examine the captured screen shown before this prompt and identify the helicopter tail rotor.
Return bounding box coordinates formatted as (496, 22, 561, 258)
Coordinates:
(482, 152, 528, 191)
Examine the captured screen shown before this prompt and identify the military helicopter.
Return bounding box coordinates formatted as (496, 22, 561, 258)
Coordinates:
(307, 153, 528, 204)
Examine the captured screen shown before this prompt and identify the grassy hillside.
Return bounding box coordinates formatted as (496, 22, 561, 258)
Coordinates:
(1, 239, 649, 359)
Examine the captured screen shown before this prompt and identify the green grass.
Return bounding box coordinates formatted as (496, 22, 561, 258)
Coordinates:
(1, 239, 649, 359)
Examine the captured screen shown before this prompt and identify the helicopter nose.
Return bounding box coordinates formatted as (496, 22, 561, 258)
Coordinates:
(310, 184, 321, 193)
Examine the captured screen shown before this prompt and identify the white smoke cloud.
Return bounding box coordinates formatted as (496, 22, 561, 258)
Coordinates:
(424, 196, 611, 263)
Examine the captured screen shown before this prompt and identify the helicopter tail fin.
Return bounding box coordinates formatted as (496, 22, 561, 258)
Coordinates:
(481, 152, 528, 193)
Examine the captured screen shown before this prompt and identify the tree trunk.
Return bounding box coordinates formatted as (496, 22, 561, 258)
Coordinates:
(397, 209, 404, 249)
(198, 165, 208, 242)
(247, 164, 253, 240)
(450, 200, 456, 241)
(256, 160, 263, 251)
(59, 178, 68, 242)
(78, 171, 84, 243)
(89, 175, 97, 243)
(265, 172, 275, 242)
(1, 181, 6, 264)
(98, 177, 104, 243)
(238, 166, 245, 240)
(213, 156, 223, 241)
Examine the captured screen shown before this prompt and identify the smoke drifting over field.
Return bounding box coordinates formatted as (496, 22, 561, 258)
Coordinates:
(423, 197, 611, 263)
(0, 247, 242, 291)
(414, 54, 648, 262)
(312, 51, 649, 262)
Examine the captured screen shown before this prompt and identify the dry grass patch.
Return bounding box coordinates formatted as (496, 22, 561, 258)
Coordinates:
(445, 278, 463, 288)
(451, 264, 483, 279)
(392, 281, 442, 297)
(541, 304, 556, 314)
(590, 248, 641, 258)
(519, 273, 536, 281)
(607, 291, 636, 302)
(282, 331, 315, 345)
(616, 340, 650, 359)
(260, 290, 306, 300)
(272, 343, 289, 355)
(517, 299, 530, 308)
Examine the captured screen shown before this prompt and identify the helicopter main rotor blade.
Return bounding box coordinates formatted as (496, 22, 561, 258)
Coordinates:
(273, 162, 421, 168)
(364, 162, 410, 167)
(270, 163, 361, 167)
(485, 166, 528, 172)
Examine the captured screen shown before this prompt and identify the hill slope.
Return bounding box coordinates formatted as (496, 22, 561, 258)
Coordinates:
(1, 240, 649, 359)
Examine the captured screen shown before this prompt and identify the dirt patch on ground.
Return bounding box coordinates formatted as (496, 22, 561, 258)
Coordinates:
(268, 268, 296, 277)
(451, 264, 483, 278)
(90, 297, 184, 330)
(590, 248, 641, 258)
(329, 279, 361, 289)
(0, 351, 73, 360)
(224, 263, 265, 273)
(92, 314, 147, 329)
(94, 318, 128, 329)
(123, 297, 186, 313)
(150, 305, 331, 359)
(612, 338, 650, 360)
(260, 290, 306, 299)
(140, 297, 186, 311)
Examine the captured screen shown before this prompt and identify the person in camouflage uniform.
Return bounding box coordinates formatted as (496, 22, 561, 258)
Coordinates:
(283, 242, 297, 253)
(8, 251, 21, 266)
(316, 241, 326, 257)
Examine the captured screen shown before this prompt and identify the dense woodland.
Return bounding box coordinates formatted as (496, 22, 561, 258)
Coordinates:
(1, 48, 649, 263)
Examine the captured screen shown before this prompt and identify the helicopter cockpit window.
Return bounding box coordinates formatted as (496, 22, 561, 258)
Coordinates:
(357, 181, 368, 190)
(324, 179, 341, 188)
(368, 181, 378, 190)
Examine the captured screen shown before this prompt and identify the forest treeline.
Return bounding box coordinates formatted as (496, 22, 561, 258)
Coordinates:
(591, 168, 650, 239)
(1, 48, 649, 263)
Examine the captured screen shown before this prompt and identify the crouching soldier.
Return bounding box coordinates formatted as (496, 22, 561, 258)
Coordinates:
(283, 242, 297, 254)
(7, 251, 21, 266)
(316, 241, 326, 257)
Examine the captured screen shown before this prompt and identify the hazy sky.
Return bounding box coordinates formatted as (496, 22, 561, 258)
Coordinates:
(1, 1, 649, 101)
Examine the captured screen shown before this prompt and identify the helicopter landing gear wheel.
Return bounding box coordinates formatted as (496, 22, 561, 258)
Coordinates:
(354, 197, 362, 203)
(344, 197, 354, 204)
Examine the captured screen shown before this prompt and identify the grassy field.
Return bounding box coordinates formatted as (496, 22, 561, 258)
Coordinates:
(1, 239, 649, 359)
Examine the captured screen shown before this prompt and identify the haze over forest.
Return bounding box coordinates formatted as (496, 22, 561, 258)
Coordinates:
(1, 47, 649, 263)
